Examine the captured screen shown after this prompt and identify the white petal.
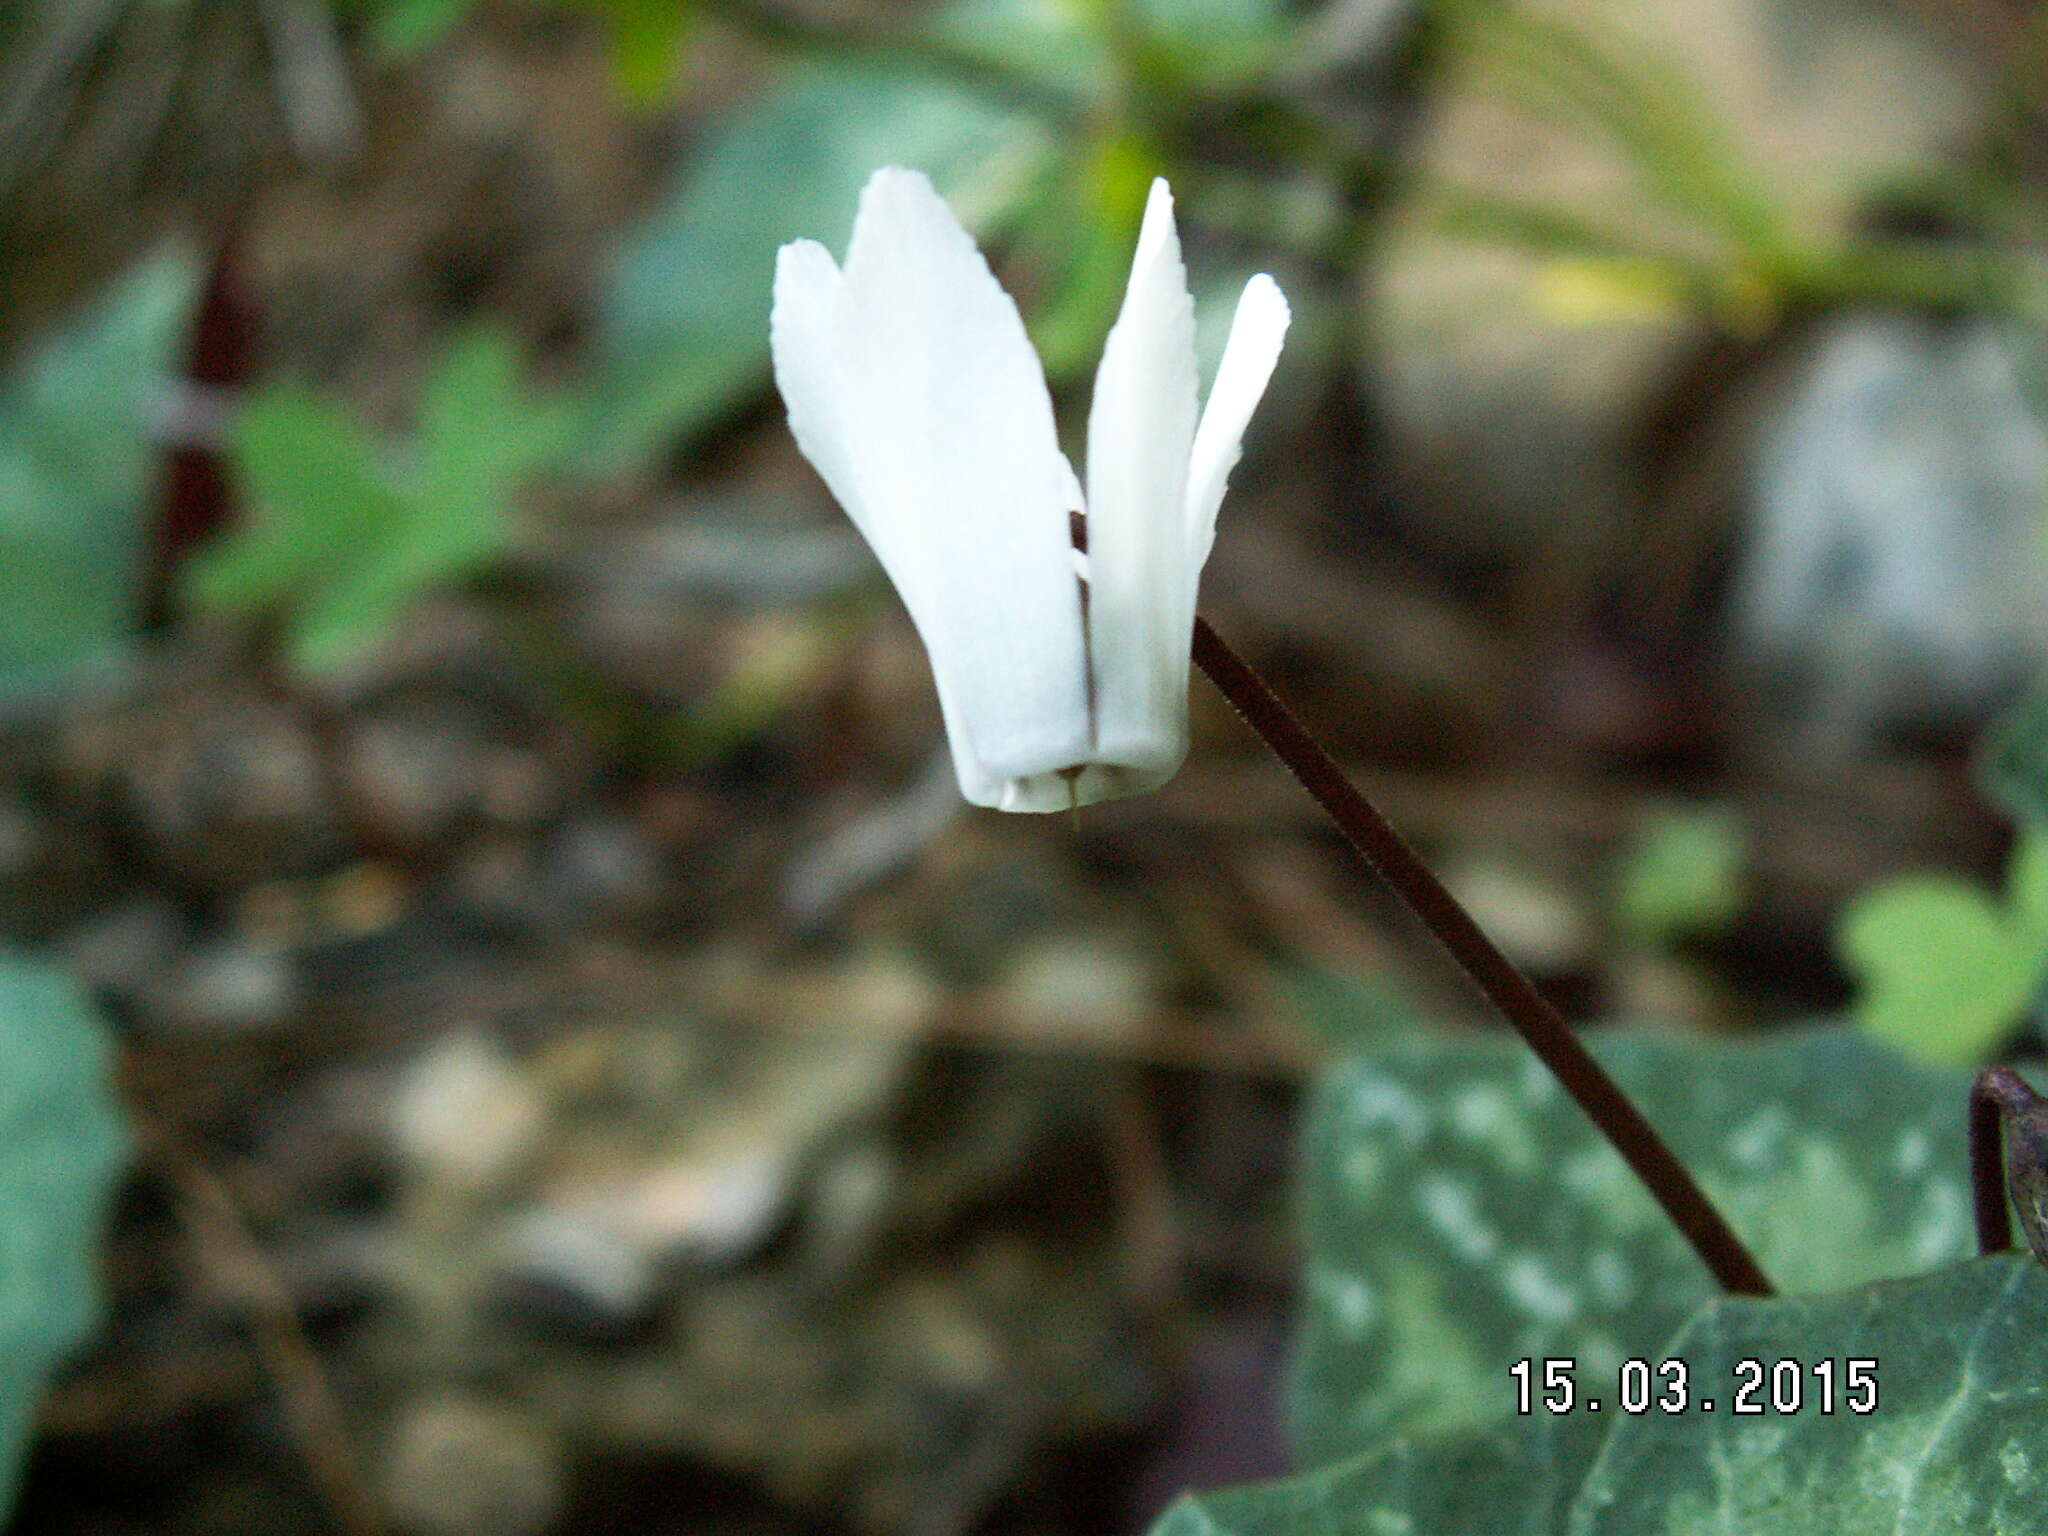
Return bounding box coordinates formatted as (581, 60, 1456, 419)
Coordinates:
(1082, 177, 1201, 784)
(1186, 273, 1289, 569)
(771, 241, 885, 589)
(810, 167, 1091, 808)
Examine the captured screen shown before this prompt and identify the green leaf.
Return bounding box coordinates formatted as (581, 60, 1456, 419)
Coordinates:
(1016, 132, 1163, 381)
(1839, 874, 2046, 1065)
(194, 325, 563, 675)
(0, 249, 201, 695)
(2009, 833, 2048, 942)
(0, 954, 128, 1518)
(581, 55, 1053, 468)
(190, 387, 405, 615)
(1166, 1256, 2048, 1536)
(1158, 1413, 1604, 1536)
(411, 323, 568, 540)
(589, 0, 697, 105)
(1612, 803, 1746, 947)
(1290, 1025, 1972, 1464)
(353, 0, 475, 56)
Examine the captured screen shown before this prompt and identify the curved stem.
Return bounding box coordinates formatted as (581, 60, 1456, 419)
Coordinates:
(1972, 1069, 2020, 1255)
(1957, 1073, 2039, 1261)
(1190, 616, 1773, 1297)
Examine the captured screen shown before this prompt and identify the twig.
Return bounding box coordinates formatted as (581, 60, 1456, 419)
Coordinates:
(133, 1112, 386, 1536)
(1190, 615, 1774, 1297)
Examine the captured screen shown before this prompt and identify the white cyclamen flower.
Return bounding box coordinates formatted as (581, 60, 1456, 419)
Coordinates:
(771, 166, 1289, 812)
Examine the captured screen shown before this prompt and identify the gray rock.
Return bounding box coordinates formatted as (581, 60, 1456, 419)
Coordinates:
(1371, 0, 1981, 559)
(1735, 313, 2048, 747)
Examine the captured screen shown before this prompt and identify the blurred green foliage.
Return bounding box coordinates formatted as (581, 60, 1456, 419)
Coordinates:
(0, 248, 199, 699)
(1167, 1255, 2048, 1536)
(1837, 687, 2048, 1066)
(352, 0, 698, 103)
(187, 324, 571, 675)
(577, 0, 1309, 466)
(1610, 803, 1745, 949)
(1838, 835, 2048, 1067)
(583, 52, 1050, 469)
(0, 956, 128, 1521)
(194, 0, 2048, 685)
(1424, 0, 2048, 324)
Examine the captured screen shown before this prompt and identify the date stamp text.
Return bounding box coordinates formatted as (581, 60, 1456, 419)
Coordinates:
(1509, 1357, 1878, 1416)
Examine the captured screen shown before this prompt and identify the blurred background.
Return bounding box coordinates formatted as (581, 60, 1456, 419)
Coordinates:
(0, 0, 2045, 1532)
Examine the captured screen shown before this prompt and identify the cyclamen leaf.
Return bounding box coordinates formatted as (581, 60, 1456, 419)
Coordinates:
(0, 955, 128, 1518)
(1163, 1256, 2048, 1536)
(1570, 1257, 2047, 1532)
(0, 249, 200, 696)
(1290, 1025, 1971, 1465)
(1158, 1413, 1604, 1536)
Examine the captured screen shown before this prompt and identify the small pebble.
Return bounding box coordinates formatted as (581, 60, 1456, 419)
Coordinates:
(381, 1395, 565, 1536)
(153, 939, 296, 1033)
(390, 1032, 545, 1195)
(997, 939, 1153, 1043)
(478, 749, 556, 826)
(344, 716, 489, 850)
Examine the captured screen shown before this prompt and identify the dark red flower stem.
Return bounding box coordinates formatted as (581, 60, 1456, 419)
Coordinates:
(1972, 1070, 2018, 1255)
(1190, 615, 1774, 1297)
(146, 218, 255, 633)
(1968, 1064, 2048, 1262)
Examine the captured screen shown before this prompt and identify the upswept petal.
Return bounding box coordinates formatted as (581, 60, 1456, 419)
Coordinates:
(1083, 177, 1201, 787)
(827, 167, 1091, 806)
(775, 167, 1289, 814)
(1186, 273, 1290, 569)
(771, 241, 882, 591)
